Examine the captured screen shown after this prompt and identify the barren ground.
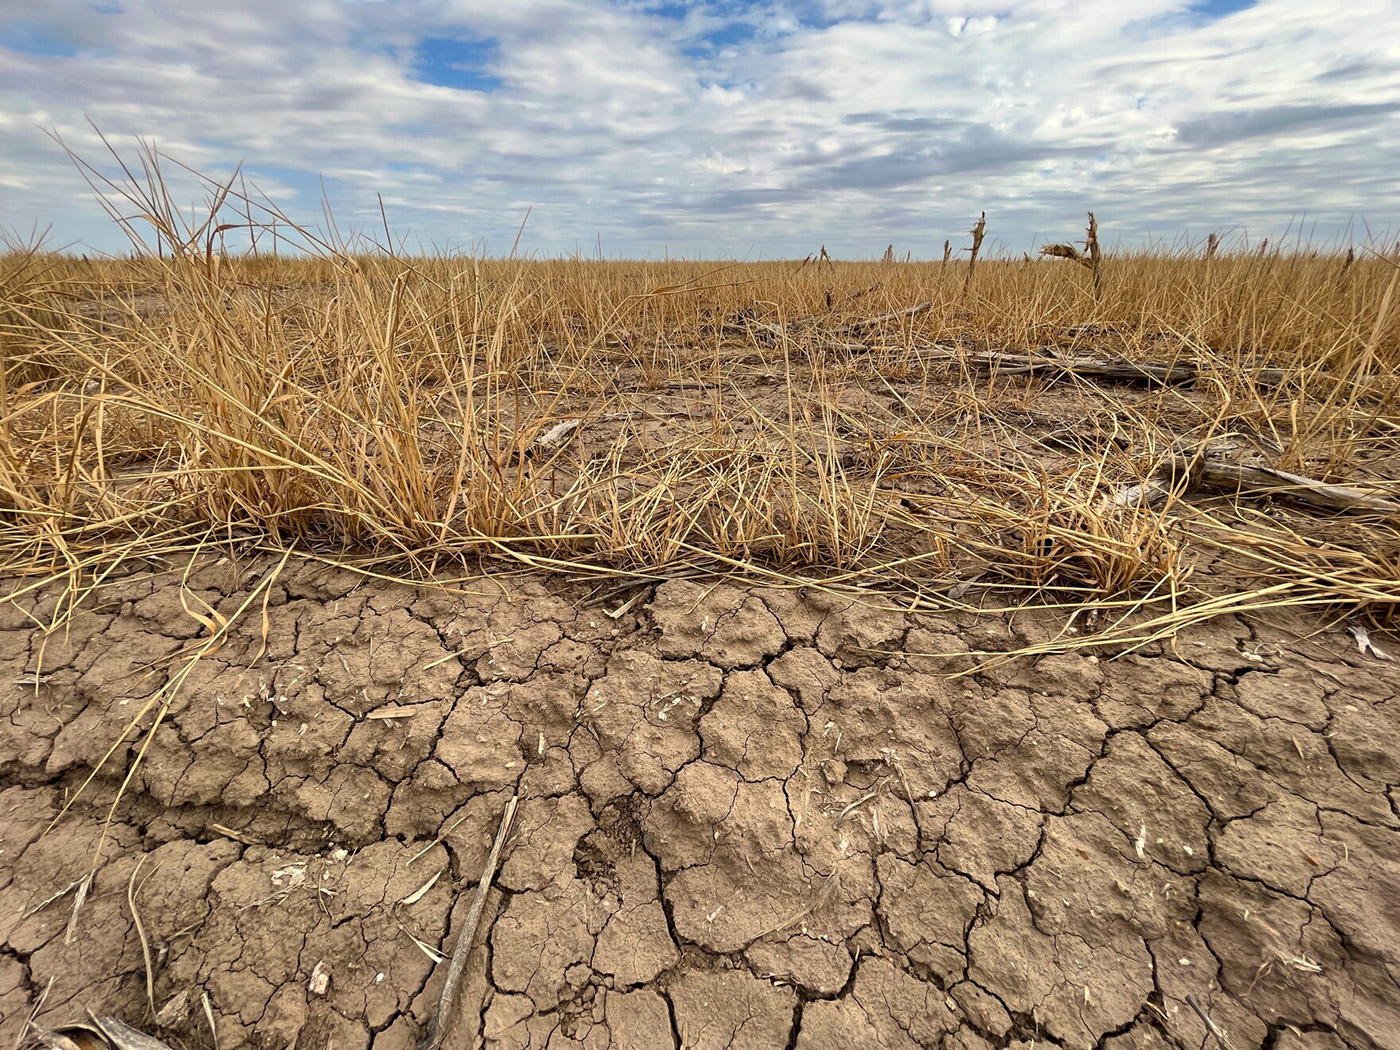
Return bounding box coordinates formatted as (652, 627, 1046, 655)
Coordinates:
(1, 557, 1397, 1050)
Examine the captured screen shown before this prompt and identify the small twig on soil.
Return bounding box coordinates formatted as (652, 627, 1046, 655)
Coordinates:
(400, 867, 445, 906)
(409, 809, 475, 864)
(417, 794, 519, 1050)
(605, 589, 646, 619)
(22, 877, 85, 919)
(397, 919, 447, 964)
(1186, 994, 1233, 1050)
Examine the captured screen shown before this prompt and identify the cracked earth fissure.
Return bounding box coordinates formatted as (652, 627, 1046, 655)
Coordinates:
(1, 560, 1398, 1049)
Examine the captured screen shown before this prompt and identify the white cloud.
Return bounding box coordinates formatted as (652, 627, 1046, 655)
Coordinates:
(0, 0, 1396, 256)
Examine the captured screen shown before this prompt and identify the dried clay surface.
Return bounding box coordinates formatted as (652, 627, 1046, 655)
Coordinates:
(1, 557, 1398, 1049)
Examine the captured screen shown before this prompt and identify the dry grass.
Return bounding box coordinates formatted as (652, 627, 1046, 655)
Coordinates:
(3, 149, 1400, 644)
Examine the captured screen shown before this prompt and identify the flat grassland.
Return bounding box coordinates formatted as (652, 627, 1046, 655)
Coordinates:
(4, 239, 1400, 635)
(3, 211, 1400, 1050)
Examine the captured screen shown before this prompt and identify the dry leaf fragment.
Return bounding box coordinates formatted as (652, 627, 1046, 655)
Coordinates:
(91, 1014, 178, 1050)
(397, 921, 447, 963)
(271, 863, 307, 888)
(64, 873, 93, 946)
(535, 419, 583, 447)
(35, 1032, 102, 1050)
(1346, 624, 1392, 660)
(36, 1015, 178, 1050)
(154, 990, 191, 1028)
(400, 867, 444, 906)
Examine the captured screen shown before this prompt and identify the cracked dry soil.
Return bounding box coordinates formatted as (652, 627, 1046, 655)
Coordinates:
(1, 559, 1398, 1050)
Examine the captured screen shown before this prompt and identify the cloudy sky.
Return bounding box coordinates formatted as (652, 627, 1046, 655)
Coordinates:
(1, 0, 1396, 258)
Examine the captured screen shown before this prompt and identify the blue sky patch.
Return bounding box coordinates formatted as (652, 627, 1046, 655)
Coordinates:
(412, 36, 502, 92)
(1188, 0, 1259, 21)
(683, 21, 756, 57)
(0, 20, 79, 57)
(1124, 0, 1258, 41)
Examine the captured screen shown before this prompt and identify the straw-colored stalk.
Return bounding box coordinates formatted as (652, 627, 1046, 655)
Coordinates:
(962, 212, 987, 297)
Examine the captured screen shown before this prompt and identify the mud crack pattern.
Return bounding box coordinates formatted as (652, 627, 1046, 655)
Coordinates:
(1, 561, 1398, 1049)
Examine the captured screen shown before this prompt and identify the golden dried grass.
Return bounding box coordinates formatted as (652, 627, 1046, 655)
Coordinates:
(2, 144, 1399, 643)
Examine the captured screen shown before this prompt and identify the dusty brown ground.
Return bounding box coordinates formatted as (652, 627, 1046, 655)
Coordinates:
(1, 558, 1398, 1049)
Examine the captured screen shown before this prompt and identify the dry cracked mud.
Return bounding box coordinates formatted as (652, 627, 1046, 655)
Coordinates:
(1, 558, 1398, 1049)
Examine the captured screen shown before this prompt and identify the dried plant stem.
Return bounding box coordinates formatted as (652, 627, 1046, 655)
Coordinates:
(962, 212, 986, 297)
(418, 794, 519, 1050)
(1085, 211, 1102, 298)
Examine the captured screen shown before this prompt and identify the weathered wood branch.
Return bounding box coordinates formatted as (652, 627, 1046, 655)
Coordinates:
(1106, 447, 1400, 517)
(1170, 455, 1400, 516)
(844, 301, 932, 334)
(916, 346, 1289, 388)
(728, 302, 931, 345)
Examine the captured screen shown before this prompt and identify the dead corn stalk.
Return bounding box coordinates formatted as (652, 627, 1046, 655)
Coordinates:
(1085, 211, 1101, 295)
(962, 212, 986, 297)
(1039, 211, 1103, 297)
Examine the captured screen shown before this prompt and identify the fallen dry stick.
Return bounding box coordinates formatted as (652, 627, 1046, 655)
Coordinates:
(843, 301, 932, 334)
(417, 793, 519, 1050)
(735, 302, 930, 346)
(1106, 449, 1400, 517)
(917, 345, 1289, 388)
(1172, 455, 1400, 516)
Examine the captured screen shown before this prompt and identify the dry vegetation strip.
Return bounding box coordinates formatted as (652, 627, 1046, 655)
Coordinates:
(2, 170, 1400, 643)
